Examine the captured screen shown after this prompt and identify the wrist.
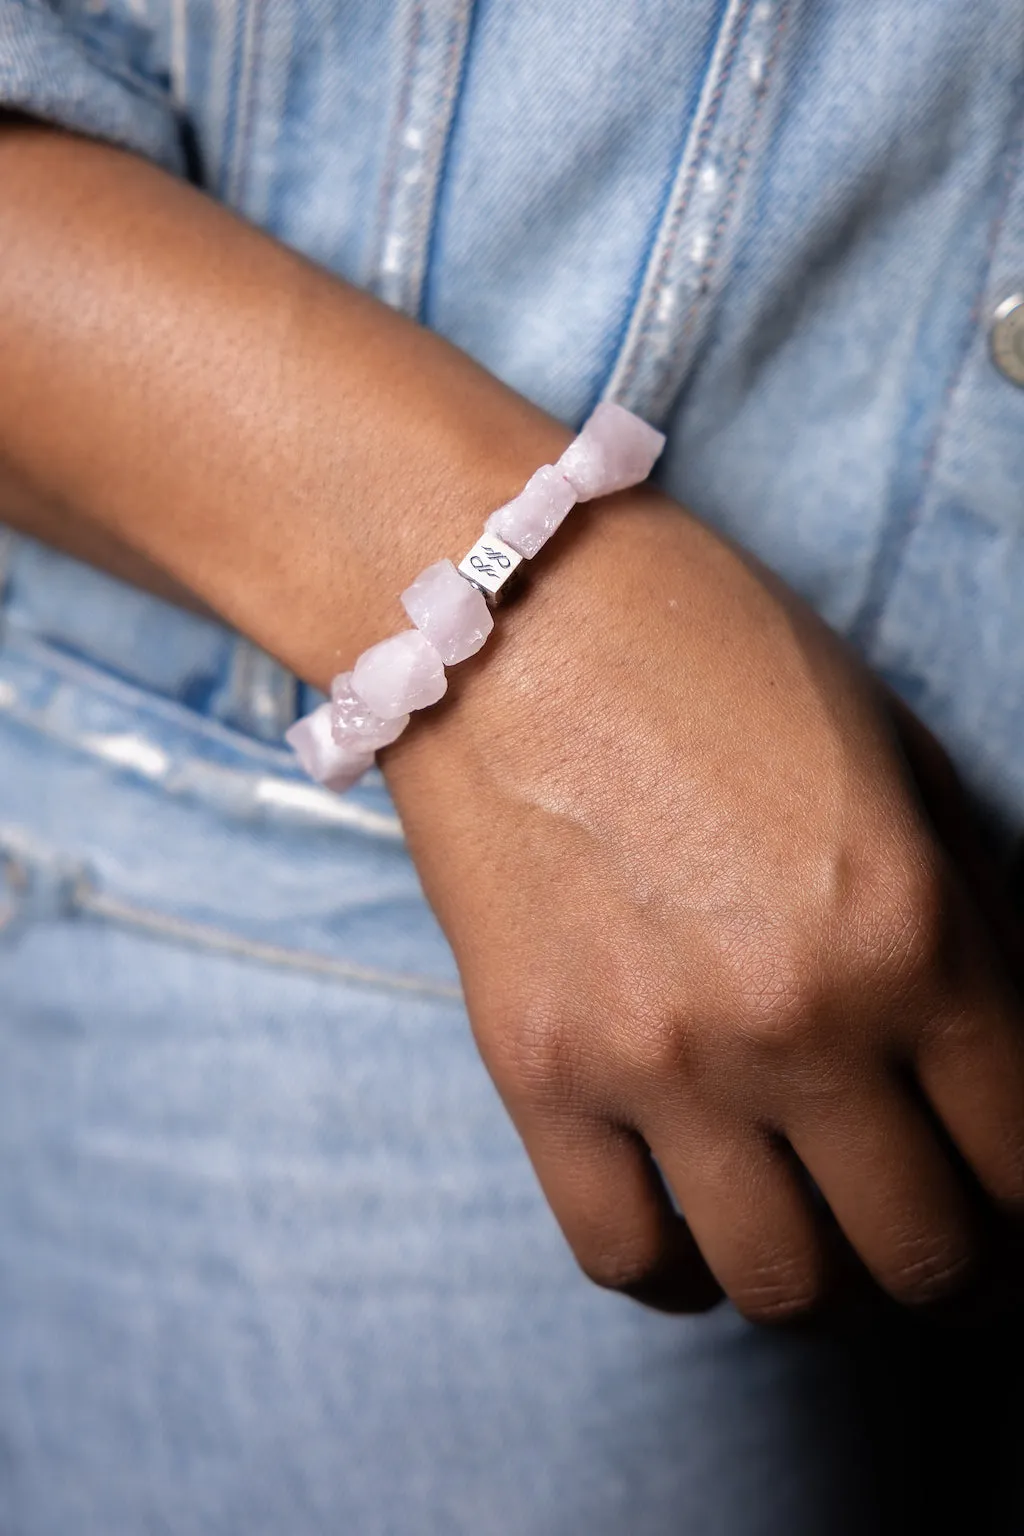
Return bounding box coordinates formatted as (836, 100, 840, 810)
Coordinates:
(287, 405, 668, 791)
(378, 488, 684, 799)
(0, 125, 573, 688)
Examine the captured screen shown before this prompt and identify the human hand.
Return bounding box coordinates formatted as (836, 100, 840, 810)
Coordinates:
(383, 491, 1024, 1320)
(3, 129, 1018, 1321)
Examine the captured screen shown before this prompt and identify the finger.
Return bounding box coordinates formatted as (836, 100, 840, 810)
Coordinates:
(522, 1116, 722, 1313)
(880, 702, 1024, 1212)
(649, 1119, 827, 1325)
(887, 692, 1024, 991)
(788, 1078, 978, 1308)
(915, 984, 1024, 1217)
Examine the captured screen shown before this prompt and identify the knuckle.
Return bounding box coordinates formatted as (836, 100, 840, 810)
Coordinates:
(732, 957, 824, 1055)
(883, 1235, 975, 1307)
(720, 846, 952, 1055)
(576, 1234, 664, 1296)
(848, 848, 950, 995)
(731, 1260, 824, 1326)
(487, 995, 583, 1114)
(993, 1150, 1024, 1218)
(625, 1006, 697, 1084)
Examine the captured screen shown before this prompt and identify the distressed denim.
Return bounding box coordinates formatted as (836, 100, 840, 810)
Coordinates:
(1, 1, 1024, 1531)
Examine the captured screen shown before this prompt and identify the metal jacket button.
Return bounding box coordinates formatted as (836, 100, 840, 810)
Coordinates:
(990, 293, 1024, 387)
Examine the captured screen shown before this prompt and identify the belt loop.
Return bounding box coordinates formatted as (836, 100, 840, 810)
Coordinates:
(368, 0, 476, 319)
(0, 525, 14, 599)
(0, 525, 15, 641)
(211, 636, 298, 742)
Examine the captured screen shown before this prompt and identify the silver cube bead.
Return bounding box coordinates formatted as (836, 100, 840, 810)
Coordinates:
(457, 532, 524, 604)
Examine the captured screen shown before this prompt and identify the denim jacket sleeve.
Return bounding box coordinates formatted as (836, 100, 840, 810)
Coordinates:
(0, 0, 184, 172)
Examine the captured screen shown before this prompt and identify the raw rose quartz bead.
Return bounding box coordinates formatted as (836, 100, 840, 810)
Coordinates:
(285, 702, 374, 792)
(351, 629, 447, 719)
(556, 401, 666, 501)
(330, 672, 409, 749)
(484, 464, 577, 559)
(401, 558, 493, 664)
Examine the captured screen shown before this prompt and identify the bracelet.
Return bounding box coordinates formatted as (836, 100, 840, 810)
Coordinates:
(285, 402, 665, 792)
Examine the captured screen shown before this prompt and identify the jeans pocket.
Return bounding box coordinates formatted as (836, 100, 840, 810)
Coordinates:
(0, 629, 461, 996)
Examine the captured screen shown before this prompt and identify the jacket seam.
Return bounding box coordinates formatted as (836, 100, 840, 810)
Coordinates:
(602, 0, 793, 423)
(851, 97, 1024, 650)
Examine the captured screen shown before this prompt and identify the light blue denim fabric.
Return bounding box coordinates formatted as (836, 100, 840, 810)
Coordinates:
(2, 1, 1024, 1531)
(4, 545, 1024, 1536)
(3, 0, 1021, 832)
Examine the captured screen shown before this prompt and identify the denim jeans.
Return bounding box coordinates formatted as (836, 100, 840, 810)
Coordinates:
(2, 1, 1024, 1530)
(3, 536, 1024, 1536)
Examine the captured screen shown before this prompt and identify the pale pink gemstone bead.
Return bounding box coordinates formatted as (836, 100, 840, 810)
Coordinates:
(351, 629, 447, 719)
(556, 402, 666, 501)
(330, 672, 409, 749)
(285, 703, 375, 792)
(401, 558, 493, 664)
(484, 464, 577, 559)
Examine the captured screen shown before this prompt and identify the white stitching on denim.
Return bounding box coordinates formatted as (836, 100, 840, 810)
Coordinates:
(604, 0, 795, 424)
(369, 0, 474, 316)
(168, 0, 188, 101)
(0, 826, 458, 999)
(76, 885, 464, 1002)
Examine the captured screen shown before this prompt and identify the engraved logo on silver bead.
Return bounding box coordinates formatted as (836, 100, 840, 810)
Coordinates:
(468, 546, 512, 578)
(458, 532, 523, 601)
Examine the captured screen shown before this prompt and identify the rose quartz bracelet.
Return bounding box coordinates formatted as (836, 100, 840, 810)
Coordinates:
(285, 402, 665, 792)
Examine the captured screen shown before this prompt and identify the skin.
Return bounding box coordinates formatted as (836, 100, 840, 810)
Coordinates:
(1, 122, 1022, 1322)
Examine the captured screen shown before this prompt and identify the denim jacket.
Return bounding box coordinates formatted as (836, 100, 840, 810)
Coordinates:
(1, 0, 1023, 841)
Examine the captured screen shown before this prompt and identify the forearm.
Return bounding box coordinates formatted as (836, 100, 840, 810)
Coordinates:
(0, 459, 218, 615)
(0, 122, 569, 689)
